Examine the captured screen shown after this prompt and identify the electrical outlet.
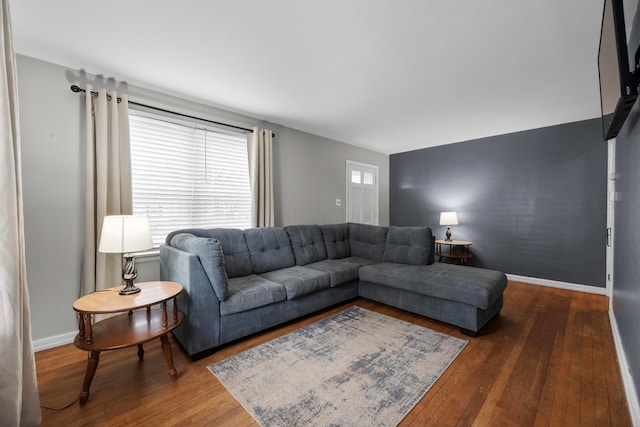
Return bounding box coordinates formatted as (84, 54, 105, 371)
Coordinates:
(336, 199, 342, 206)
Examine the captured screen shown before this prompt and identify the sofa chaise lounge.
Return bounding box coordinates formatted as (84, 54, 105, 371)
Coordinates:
(160, 223, 507, 359)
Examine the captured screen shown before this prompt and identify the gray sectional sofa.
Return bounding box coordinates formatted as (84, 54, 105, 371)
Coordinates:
(160, 223, 507, 359)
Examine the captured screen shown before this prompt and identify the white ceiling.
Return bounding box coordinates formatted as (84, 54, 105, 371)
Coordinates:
(10, 0, 609, 154)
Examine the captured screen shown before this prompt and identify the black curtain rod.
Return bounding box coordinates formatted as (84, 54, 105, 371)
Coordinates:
(70, 85, 274, 137)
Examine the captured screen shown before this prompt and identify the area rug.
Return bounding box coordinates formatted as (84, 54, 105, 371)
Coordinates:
(208, 306, 467, 426)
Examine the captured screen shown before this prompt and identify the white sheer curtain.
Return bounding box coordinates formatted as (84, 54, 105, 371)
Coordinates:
(0, 0, 42, 424)
(81, 89, 133, 295)
(247, 127, 274, 227)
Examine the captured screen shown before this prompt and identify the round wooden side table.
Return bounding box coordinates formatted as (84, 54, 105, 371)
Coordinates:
(435, 239, 473, 265)
(72, 281, 183, 406)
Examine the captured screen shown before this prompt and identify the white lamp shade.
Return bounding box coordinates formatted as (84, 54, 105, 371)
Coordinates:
(439, 211, 459, 226)
(98, 215, 153, 253)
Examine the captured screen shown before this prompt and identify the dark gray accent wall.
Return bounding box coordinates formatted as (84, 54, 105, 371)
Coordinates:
(390, 119, 606, 287)
(612, 2, 640, 409)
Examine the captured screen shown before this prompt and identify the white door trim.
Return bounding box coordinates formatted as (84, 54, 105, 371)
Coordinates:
(606, 138, 616, 302)
(346, 160, 379, 225)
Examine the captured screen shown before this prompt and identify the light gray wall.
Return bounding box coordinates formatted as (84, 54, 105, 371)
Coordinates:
(272, 124, 389, 227)
(18, 56, 84, 341)
(17, 54, 389, 343)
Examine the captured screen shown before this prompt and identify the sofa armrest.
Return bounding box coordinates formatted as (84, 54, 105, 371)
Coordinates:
(160, 245, 221, 357)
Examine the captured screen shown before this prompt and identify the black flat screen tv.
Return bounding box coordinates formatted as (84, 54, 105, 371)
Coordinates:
(598, 0, 638, 141)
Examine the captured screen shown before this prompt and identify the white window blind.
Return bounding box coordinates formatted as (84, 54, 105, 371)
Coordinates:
(129, 113, 252, 246)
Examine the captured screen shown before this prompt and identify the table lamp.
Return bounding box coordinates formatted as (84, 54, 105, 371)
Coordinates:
(439, 211, 459, 241)
(98, 215, 153, 295)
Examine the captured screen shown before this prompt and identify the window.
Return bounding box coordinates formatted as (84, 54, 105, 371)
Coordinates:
(129, 112, 252, 246)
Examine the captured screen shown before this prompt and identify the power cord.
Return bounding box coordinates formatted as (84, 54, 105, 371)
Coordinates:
(40, 394, 79, 411)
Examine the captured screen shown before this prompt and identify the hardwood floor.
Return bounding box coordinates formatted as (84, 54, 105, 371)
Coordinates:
(36, 281, 632, 426)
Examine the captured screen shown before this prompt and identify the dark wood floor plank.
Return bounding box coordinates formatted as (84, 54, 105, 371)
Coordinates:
(533, 288, 571, 426)
(589, 294, 614, 427)
(36, 282, 633, 426)
(471, 284, 541, 426)
(518, 292, 565, 425)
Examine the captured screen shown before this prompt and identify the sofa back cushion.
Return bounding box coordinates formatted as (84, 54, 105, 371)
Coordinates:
(166, 228, 252, 278)
(320, 224, 350, 259)
(348, 223, 388, 261)
(284, 225, 328, 265)
(382, 226, 434, 265)
(243, 227, 296, 274)
(170, 233, 229, 300)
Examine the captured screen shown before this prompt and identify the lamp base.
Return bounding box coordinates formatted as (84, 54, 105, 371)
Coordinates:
(119, 254, 141, 295)
(119, 280, 141, 295)
(445, 227, 452, 241)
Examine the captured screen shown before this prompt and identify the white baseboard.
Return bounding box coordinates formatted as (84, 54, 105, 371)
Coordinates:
(609, 310, 640, 426)
(33, 330, 76, 352)
(506, 274, 607, 295)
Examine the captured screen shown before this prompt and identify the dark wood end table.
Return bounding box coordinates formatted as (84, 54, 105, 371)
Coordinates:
(435, 239, 473, 265)
(72, 281, 183, 406)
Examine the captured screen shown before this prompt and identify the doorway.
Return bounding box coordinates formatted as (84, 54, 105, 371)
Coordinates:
(346, 160, 379, 225)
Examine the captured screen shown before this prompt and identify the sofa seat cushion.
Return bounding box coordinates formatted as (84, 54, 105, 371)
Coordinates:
(305, 259, 362, 287)
(359, 262, 507, 310)
(260, 266, 331, 299)
(284, 225, 327, 265)
(343, 256, 379, 267)
(220, 275, 287, 316)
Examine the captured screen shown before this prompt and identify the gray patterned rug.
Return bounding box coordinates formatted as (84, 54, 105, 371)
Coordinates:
(208, 306, 467, 426)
